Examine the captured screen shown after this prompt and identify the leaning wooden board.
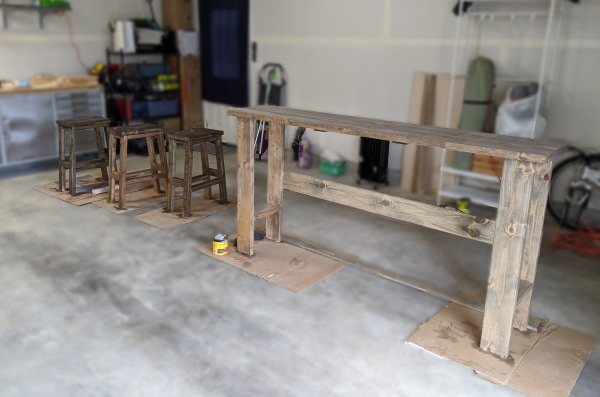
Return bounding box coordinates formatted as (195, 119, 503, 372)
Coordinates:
(228, 105, 565, 361)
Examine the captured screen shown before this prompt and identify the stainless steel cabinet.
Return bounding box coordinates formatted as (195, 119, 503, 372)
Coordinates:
(0, 88, 105, 167)
(0, 93, 56, 164)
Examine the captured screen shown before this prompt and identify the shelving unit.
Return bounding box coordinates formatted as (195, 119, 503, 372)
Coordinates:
(436, 0, 575, 208)
(104, 48, 181, 126)
(0, 1, 70, 29)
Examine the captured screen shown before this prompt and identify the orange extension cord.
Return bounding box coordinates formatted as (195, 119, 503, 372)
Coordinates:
(550, 223, 600, 257)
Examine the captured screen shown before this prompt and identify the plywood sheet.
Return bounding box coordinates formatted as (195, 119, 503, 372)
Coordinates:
(93, 188, 166, 214)
(407, 303, 595, 396)
(401, 72, 433, 192)
(34, 175, 108, 206)
(136, 195, 236, 228)
(200, 238, 345, 293)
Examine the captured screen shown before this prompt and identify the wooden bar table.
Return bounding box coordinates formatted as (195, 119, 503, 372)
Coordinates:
(227, 105, 565, 359)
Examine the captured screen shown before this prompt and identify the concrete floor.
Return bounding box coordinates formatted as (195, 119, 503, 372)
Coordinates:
(0, 152, 598, 396)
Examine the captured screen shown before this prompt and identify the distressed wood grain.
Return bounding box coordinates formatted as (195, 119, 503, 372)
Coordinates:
(237, 119, 255, 256)
(514, 161, 553, 331)
(228, 106, 565, 162)
(284, 172, 495, 244)
(266, 123, 284, 242)
(480, 159, 535, 358)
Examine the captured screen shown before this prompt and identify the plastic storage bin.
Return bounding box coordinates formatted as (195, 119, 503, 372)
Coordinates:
(146, 98, 179, 118)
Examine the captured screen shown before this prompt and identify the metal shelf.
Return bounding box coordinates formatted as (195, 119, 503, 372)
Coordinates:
(439, 185, 499, 208)
(441, 166, 501, 183)
(467, 11, 550, 20)
(0, 1, 71, 29)
(437, 0, 570, 208)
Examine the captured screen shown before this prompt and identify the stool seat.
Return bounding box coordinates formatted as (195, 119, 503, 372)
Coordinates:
(56, 116, 110, 128)
(111, 123, 164, 138)
(168, 127, 224, 142)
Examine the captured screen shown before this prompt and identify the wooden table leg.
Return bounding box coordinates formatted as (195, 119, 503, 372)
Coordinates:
(183, 142, 193, 217)
(237, 118, 255, 256)
(58, 126, 66, 192)
(117, 137, 128, 209)
(215, 138, 228, 204)
(108, 132, 117, 204)
(167, 138, 176, 213)
(146, 134, 161, 193)
(69, 127, 76, 195)
(480, 159, 535, 358)
(199, 141, 212, 200)
(513, 161, 552, 331)
(157, 131, 168, 191)
(266, 122, 284, 242)
(95, 127, 108, 181)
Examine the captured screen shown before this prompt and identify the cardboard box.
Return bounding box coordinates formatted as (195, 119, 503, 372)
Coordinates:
(407, 303, 595, 397)
(157, 117, 181, 133)
(402, 72, 465, 195)
(179, 55, 203, 127)
(472, 154, 504, 177)
(162, 0, 194, 31)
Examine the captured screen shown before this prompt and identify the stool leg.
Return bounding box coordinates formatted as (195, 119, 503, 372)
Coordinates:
(117, 136, 128, 209)
(69, 127, 77, 195)
(146, 134, 161, 193)
(95, 127, 108, 181)
(167, 139, 176, 212)
(58, 126, 66, 192)
(157, 131, 168, 191)
(108, 133, 117, 204)
(183, 142, 193, 217)
(215, 138, 228, 204)
(200, 141, 212, 199)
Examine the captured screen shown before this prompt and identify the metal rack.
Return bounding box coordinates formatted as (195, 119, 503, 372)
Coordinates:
(104, 48, 180, 125)
(436, 0, 573, 208)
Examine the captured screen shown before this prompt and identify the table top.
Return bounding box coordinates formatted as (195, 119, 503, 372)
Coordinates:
(168, 127, 223, 142)
(56, 116, 110, 128)
(110, 123, 164, 137)
(228, 106, 566, 163)
(0, 84, 103, 96)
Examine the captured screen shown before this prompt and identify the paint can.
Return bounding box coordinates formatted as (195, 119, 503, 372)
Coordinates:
(213, 234, 229, 256)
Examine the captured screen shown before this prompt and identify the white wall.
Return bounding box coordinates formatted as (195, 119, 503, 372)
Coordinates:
(251, 0, 600, 170)
(0, 0, 161, 77)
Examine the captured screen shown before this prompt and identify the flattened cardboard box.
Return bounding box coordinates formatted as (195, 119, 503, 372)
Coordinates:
(34, 175, 108, 206)
(200, 237, 345, 293)
(136, 195, 235, 229)
(407, 303, 595, 397)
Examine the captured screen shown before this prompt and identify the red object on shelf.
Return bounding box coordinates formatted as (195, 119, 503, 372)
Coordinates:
(114, 97, 133, 120)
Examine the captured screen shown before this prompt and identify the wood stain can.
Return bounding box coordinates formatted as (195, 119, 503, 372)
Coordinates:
(213, 234, 228, 256)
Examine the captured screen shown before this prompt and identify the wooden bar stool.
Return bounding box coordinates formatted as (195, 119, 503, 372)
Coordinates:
(107, 124, 168, 210)
(166, 127, 228, 217)
(56, 116, 110, 195)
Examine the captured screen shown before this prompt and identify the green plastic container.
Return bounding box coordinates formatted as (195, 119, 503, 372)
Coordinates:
(39, 0, 70, 8)
(319, 160, 346, 177)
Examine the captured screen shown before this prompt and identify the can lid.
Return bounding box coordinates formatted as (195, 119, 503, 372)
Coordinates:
(214, 233, 228, 241)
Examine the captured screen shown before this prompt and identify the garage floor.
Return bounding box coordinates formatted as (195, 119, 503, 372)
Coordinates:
(0, 152, 598, 396)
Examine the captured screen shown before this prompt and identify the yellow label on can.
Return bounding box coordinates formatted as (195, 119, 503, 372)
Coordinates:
(213, 240, 228, 256)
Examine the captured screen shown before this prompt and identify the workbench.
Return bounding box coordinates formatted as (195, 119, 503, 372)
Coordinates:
(227, 105, 565, 359)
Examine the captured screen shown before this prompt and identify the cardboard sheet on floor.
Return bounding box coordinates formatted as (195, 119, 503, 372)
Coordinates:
(93, 187, 166, 214)
(406, 303, 595, 396)
(34, 175, 108, 206)
(136, 195, 236, 228)
(200, 238, 345, 293)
